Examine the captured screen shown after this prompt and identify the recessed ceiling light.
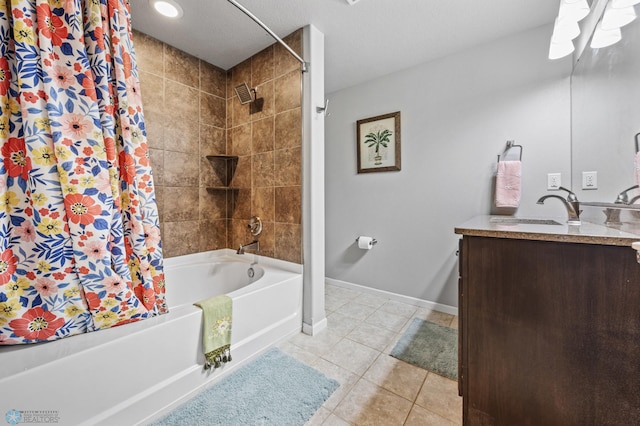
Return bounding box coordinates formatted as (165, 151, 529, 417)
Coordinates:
(345, 0, 362, 5)
(149, 0, 183, 18)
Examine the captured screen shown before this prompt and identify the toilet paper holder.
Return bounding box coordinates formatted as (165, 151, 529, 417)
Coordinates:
(355, 237, 378, 246)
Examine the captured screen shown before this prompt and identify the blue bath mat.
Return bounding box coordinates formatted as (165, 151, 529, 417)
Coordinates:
(151, 348, 338, 426)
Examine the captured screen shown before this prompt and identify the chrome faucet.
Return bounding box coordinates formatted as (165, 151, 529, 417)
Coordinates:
(627, 194, 640, 220)
(614, 185, 639, 204)
(237, 240, 259, 254)
(537, 186, 581, 225)
(605, 184, 639, 224)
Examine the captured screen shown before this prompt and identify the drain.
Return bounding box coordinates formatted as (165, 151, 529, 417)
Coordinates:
(247, 267, 255, 278)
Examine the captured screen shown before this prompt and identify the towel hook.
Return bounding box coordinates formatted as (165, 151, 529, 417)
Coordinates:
(316, 99, 329, 116)
(635, 132, 639, 153)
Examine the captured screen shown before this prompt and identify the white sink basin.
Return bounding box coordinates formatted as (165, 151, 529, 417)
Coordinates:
(489, 217, 562, 226)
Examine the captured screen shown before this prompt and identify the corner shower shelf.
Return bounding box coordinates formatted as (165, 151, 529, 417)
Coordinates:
(205, 155, 239, 188)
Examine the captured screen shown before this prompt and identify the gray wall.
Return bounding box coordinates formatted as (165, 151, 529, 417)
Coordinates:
(325, 25, 573, 308)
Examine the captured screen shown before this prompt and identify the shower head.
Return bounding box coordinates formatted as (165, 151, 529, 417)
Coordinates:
(234, 83, 255, 104)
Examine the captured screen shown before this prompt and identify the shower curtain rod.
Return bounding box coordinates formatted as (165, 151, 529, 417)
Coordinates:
(226, 0, 308, 73)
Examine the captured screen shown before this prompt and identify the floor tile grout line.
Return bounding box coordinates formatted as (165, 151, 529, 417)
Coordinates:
(360, 352, 433, 406)
(315, 284, 462, 425)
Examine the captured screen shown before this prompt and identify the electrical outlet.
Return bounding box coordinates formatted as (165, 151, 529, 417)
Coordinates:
(547, 173, 561, 190)
(582, 171, 598, 190)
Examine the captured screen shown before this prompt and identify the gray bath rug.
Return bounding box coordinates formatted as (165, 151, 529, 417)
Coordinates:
(151, 347, 339, 426)
(390, 317, 458, 380)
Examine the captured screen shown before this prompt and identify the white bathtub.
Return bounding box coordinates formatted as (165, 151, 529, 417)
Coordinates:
(0, 250, 303, 426)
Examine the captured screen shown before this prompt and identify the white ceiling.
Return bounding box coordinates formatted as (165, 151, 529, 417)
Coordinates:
(130, 0, 559, 93)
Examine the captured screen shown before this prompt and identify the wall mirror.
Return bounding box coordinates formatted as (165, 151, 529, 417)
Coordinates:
(571, 14, 640, 204)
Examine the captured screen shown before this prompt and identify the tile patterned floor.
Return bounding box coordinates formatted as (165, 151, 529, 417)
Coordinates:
(277, 283, 462, 426)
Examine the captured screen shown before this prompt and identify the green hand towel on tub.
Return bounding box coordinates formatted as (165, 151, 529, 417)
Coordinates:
(194, 295, 232, 369)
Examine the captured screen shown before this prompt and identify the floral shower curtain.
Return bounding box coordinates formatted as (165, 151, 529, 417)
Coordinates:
(0, 0, 166, 345)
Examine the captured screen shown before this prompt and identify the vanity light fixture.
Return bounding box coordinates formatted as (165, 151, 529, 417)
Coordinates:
(589, 0, 638, 49)
(149, 0, 183, 18)
(611, 0, 640, 7)
(558, 0, 591, 21)
(549, 0, 591, 59)
(551, 16, 581, 42)
(549, 40, 576, 59)
(601, 3, 637, 29)
(590, 20, 623, 47)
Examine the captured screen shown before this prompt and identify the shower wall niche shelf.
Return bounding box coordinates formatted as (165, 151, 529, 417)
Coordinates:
(206, 155, 239, 189)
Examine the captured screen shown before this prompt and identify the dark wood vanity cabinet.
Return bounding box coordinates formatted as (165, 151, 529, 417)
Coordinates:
(458, 236, 640, 425)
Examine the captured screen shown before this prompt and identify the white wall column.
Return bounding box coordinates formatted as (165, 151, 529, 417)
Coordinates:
(302, 24, 327, 335)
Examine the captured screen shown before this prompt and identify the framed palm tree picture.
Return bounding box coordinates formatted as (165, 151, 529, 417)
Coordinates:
(356, 111, 401, 173)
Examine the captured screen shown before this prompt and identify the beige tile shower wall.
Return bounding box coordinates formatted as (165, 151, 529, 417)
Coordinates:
(133, 29, 303, 263)
(227, 30, 303, 264)
(134, 30, 228, 258)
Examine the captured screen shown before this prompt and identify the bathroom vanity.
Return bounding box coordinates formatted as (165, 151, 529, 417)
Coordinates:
(455, 216, 640, 425)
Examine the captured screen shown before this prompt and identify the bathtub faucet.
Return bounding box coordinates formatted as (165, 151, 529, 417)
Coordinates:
(237, 240, 259, 254)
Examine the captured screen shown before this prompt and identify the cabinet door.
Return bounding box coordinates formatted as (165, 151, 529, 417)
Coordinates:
(464, 236, 640, 426)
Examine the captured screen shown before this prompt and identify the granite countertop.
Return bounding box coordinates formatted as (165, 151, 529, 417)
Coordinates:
(454, 216, 640, 246)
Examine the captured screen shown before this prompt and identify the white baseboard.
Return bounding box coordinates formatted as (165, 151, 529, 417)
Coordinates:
(302, 317, 328, 336)
(324, 278, 458, 316)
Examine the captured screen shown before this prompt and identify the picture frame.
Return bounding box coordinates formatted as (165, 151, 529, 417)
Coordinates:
(356, 111, 401, 173)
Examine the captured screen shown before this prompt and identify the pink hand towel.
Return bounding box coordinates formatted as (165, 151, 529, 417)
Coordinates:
(495, 160, 521, 208)
(635, 152, 640, 184)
